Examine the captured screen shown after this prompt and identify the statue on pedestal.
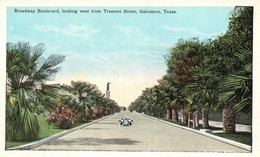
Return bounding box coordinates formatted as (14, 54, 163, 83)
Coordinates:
(107, 82, 110, 91)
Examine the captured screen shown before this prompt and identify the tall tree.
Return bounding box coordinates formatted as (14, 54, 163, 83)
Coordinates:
(165, 39, 203, 125)
(183, 40, 220, 128)
(6, 42, 65, 140)
(63, 81, 100, 121)
(158, 75, 176, 120)
(62, 81, 120, 121)
(214, 7, 253, 133)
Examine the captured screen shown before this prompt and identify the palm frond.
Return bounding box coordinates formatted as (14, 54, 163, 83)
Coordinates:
(6, 42, 65, 140)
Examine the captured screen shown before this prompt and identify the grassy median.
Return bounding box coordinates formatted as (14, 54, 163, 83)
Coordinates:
(213, 132, 252, 146)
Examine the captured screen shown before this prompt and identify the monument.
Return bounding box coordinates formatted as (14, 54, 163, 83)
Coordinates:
(106, 82, 110, 100)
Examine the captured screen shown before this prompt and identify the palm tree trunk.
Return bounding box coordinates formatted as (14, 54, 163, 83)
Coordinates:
(223, 101, 236, 134)
(202, 108, 209, 128)
(194, 109, 200, 127)
(188, 114, 191, 127)
(172, 107, 179, 122)
(83, 105, 86, 117)
(167, 106, 172, 120)
(182, 111, 188, 125)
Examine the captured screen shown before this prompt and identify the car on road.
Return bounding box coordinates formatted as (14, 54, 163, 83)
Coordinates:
(118, 117, 133, 126)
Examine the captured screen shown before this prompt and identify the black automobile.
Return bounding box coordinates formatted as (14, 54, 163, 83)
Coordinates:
(118, 117, 133, 126)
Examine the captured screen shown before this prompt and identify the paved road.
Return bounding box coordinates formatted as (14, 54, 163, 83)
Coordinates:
(32, 111, 248, 152)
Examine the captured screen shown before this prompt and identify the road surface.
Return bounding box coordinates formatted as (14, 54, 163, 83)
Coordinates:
(32, 111, 249, 152)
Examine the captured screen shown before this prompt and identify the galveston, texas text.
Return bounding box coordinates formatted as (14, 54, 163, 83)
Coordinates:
(14, 8, 177, 14)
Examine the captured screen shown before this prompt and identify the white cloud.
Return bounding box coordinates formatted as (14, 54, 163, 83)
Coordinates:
(115, 25, 171, 48)
(94, 50, 165, 63)
(115, 26, 136, 36)
(161, 25, 226, 38)
(32, 25, 61, 32)
(63, 24, 100, 38)
(32, 24, 100, 39)
(99, 55, 109, 60)
(134, 41, 172, 48)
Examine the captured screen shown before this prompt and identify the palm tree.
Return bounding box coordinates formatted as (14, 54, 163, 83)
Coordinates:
(64, 81, 98, 121)
(106, 99, 120, 114)
(185, 64, 220, 128)
(129, 96, 145, 113)
(165, 39, 204, 125)
(6, 42, 65, 140)
(150, 85, 166, 118)
(63, 81, 117, 120)
(218, 46, 252, 133)
(219, 46, 252, 112)
(158, 75, 177, 121)
(213, 7, 252, 134)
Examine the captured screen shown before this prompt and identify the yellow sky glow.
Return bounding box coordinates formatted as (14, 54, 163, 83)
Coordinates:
(47, 73, 164, 107)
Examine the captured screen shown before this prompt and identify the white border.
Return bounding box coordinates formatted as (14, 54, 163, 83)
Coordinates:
(1, 1, 259, 157)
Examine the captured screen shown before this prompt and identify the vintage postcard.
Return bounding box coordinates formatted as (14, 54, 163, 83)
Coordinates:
(1, 0, 259, 157)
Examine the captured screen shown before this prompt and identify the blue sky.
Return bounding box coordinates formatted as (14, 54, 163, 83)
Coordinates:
(7, 7, 233, 106)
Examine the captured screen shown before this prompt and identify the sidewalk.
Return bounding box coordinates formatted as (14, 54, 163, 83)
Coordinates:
(199, 120, 252, 133)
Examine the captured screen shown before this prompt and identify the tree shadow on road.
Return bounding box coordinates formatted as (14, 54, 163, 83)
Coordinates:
(95, 122, 117, 125)
(83, 128, 106, 130)
(46, 137, 139, 146)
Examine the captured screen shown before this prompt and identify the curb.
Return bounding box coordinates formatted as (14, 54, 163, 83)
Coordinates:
(139, 113, 252, 152)
(7, 114, 114, 150)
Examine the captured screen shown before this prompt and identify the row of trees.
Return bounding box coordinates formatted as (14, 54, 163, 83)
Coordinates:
(128, 7, 252, 134)
(59, 80, 120, 122)
(6, 42, 120, 141)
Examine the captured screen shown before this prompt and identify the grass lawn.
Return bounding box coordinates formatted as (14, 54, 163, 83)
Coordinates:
(161, 118, 252, 146)
(213, 132, 252, 146)
(5, 115, 87, 149)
